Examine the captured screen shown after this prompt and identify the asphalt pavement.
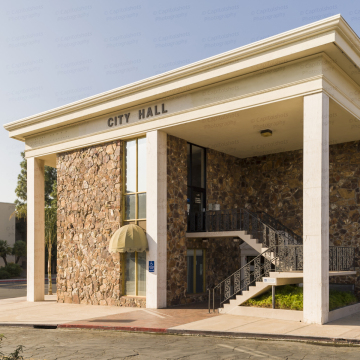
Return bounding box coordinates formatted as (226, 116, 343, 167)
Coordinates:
(0, 326, 360, 360)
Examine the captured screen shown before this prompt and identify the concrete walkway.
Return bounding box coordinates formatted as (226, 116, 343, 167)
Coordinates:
(2, 297, 360, 343)
(0, 296, 142, 325)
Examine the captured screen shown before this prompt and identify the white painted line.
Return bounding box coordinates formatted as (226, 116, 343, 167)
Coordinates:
(218, 344, 282, 359)
(218, 344, 264, 357)
(142, 310, 167, 319)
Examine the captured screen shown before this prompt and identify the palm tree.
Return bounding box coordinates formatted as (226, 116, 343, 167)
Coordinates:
(45, 207, 57, 295)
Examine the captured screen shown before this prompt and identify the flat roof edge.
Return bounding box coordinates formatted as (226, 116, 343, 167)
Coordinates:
(4, 14, 359, 135)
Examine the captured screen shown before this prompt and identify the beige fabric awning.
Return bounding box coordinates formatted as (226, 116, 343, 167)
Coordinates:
(109, 224, 148, 253)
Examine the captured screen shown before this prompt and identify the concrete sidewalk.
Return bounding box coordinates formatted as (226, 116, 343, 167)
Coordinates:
(2, 297, 360, 344)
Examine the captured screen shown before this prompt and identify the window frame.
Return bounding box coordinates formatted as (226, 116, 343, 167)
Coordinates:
(187, 249, 206, 294)
(123, 137, 146, 225)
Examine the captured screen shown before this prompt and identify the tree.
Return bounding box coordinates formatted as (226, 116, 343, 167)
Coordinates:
(45, 207, 57, 295)
(0, 241, 12, 266)
(13, 152, 57, 219)
(12, 241, 26, 264)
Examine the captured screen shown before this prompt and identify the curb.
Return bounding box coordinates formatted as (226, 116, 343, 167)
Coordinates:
(166, 329, 360, 345)
(1, 323, 360, 345)
(58, 324, 167, 333)
(58, 324, 360, 344)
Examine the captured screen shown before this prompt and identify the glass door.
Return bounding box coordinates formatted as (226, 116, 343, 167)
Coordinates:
(187, 143, 206, 230)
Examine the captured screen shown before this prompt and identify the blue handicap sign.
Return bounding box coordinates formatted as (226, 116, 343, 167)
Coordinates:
(149, 261, 155, 273)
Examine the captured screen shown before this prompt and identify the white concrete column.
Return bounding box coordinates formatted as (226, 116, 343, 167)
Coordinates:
(146, 130, 167, 308)
(27, 157, 45, 302)
(303, 92, 329, 324)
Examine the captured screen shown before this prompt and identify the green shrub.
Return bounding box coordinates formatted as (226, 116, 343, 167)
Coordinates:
(0, 269, 11, 280)
(242, 285, 358, 311)
(4, 263, 22, 278)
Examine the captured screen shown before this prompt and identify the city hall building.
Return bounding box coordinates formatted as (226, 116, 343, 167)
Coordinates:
(4, 15, 360, 324)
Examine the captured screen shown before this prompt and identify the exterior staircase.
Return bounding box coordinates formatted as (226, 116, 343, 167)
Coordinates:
(187, 208, 354, 314)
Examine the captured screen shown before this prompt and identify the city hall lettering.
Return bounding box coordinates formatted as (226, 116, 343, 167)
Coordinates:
(107, 103, 168, 127)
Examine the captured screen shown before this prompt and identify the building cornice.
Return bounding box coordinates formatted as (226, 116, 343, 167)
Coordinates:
(4, 14, 360, 138)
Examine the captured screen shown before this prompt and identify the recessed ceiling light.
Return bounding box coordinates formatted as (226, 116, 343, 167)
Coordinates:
(260, 129, 273, 137)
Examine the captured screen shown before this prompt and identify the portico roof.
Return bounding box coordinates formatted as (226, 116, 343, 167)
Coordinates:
(4, 15, 360, 165)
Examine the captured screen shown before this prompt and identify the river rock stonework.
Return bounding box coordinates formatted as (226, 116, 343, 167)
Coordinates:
(57, 140, 145, 307)
(167, 135, 188, 306)
(166, 136, 241, 306)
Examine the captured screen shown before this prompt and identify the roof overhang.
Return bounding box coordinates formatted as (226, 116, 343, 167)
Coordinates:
(4, 15, 360, 143)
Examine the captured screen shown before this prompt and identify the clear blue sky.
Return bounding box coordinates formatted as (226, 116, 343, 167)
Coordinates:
(0, 0, 359, 203)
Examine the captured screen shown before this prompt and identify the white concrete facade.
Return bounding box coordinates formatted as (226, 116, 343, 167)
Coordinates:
(27, 157, 45, 302)
(145, 130, 167, 308)
(303, 93, 330, 324)
(3, 15, 360, 322)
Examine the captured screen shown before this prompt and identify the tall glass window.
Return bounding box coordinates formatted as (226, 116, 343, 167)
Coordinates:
(187, 143, 206, 214)
(123, 137, 147, 297)
(124, 138, 147, 224)
(124, 251, 146, 296)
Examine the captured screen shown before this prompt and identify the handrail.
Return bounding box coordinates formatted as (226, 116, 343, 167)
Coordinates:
(187, 208, 282, 248)
(190, 207, 355, 312)
(256, 211, 302, 245)
(208, 245, 355, 313)
(208, 246, 277, 313)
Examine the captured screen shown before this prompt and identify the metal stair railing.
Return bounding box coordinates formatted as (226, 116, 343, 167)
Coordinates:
(187, 208, 355, 312)
(208, 246, 277, 313)
(208, 244, 355, 313)
(187, 208, 281, 249)
(256, 211, 302, 245)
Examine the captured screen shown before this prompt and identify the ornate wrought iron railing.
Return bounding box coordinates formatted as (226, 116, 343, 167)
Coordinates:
(187, 208, 288, 248)
(208, 245, 355, 312)
(256, 211, 303, 245)
(329, 246, 355, 271)
(208, 246, 277, 313)
(187, 208, 301, 247)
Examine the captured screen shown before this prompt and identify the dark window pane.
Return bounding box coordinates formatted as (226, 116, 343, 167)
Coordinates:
(196, 250, 204, 293)
(192, 191, 203, 213)
(187, 250, 194, 293)
(191, 146, 204, 188)
(187, 143, 191, 186)
(125, 194, 136, 220)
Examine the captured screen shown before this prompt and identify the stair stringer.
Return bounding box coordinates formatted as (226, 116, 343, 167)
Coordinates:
(219, 282, 271, 314)
(186, 230, 266, 253)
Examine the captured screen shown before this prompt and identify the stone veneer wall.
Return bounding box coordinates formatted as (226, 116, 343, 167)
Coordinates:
(57, 140, 145, 307)
(167, 136, 360, 302)
(237, 142, 360, 297)
(239, 150, 303, 236)
(167, 135, 188, 305)
(166, 136, 241, 306)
